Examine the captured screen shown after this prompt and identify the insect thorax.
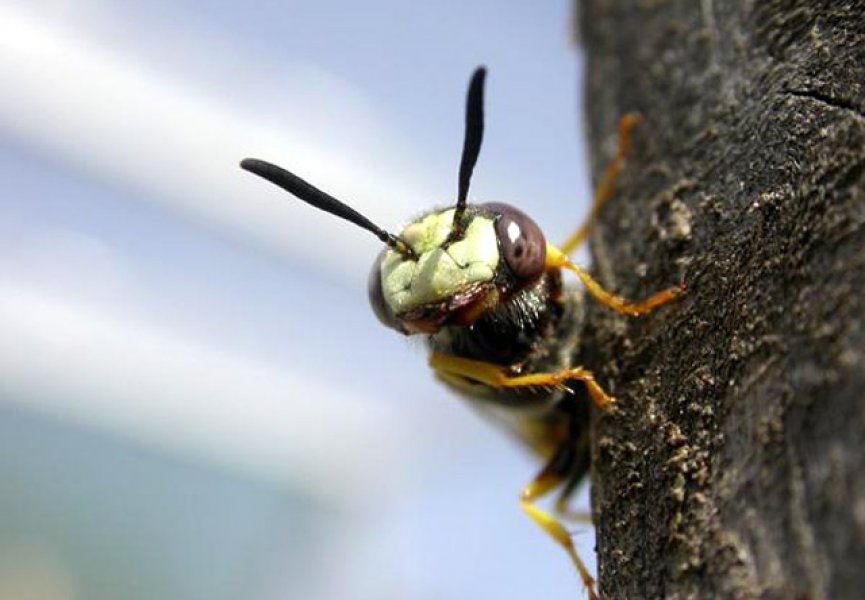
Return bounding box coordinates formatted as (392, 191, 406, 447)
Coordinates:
(429, 273, 588, 456)
(429, 272, 584, 398)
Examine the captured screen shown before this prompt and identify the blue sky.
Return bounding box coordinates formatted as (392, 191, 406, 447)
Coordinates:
(0, 2, 601, 599)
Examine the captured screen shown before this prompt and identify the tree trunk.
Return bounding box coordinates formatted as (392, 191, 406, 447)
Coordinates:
(578, 2, 865, 599)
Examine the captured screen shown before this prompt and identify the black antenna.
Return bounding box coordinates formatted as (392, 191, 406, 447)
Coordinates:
(240, 158, 417, 260)
(449, 66, 486, 241)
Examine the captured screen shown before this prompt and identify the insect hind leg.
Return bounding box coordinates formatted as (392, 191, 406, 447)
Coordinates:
(554, 433, 593, 525)
(561, 113, 642, 255)
(520, 451, 599, 600)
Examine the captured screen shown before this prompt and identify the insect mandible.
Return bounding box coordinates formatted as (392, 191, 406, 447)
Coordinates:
(240, 67, 683, 600)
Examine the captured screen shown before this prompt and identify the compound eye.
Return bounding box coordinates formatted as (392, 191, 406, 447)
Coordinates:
(368, 251, 406, 334)
(485, 202, 546, 281)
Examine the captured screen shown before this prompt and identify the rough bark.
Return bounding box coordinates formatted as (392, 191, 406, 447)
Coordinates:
(577, 2, 865, 599)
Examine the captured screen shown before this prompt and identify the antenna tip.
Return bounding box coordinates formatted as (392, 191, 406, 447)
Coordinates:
(240, 158, 278, 180)
(239, 157, 259, 172)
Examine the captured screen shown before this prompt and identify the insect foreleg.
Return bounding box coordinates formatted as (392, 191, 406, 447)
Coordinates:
(429, 352, 615, 411)
(546, 246, 684, 317)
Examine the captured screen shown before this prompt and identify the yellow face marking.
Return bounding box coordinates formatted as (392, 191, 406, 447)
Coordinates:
(380, 209, 500, 315)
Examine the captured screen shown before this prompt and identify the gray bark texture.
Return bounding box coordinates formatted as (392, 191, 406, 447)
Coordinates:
(577, 2, 865, 599)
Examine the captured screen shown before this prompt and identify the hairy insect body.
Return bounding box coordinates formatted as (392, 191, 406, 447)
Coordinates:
(431, 277, 590, 465)
(433, 272, 567, 369)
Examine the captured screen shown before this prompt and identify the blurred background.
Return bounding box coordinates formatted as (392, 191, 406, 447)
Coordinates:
(0, 1, 598, 599)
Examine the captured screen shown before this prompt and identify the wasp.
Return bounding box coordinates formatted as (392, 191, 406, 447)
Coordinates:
(241, 67, 682, 600)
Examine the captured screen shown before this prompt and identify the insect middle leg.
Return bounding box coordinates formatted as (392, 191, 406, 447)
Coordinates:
(521, 446, 599, 600)
(560, 113, 642, 255)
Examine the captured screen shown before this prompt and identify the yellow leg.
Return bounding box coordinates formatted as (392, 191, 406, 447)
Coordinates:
(429, 352, 615, 411)
(561, 113, 642, 255)
(555, 497, 593, 525)
(547, 245, 684, 317)
(521, 471, 599, 600)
